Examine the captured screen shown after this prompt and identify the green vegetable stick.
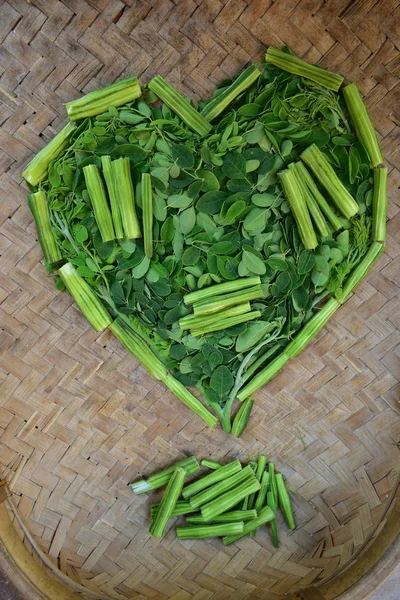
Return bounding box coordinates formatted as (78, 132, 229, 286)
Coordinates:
(182, 460, 242, 498)
(267, 491, 279, 548)
(184, 277, 261, 305)
(180, 303, 251, 331)
(189, 466, 254, 509)
(285, 298, 340, 358)
(177, 522, 244, 539)
(201, 460, 223, 470)
(151, 500, 195, 519)
(279, 169, 317, 250)
(83, 164, 115, 242)
(237, 353, 290, 401)
(342, 83, 384, 168)
(149, 467, 186, 537)
(255, 471, 270, 513)
(110, 319, 217, 427)
(65, 76, 141, 121)
(101, 155, 124, 239)
(301, 144, 359, 219)
(265, 47, 343, 91)
(295, 161, 342, 231)
(241, 461, 257, 510)
(268, 462, 278, 504)
(372, 168, 388, 242)
(201, 473, 261, 522)
(186, 510, 257, 525)
(191, 310, 261, 337)
(223, 506, 275, 545)
(231, 397, 254, 437)
(201, 64, 261, 122)
(193, 286, 263, 317)
(289, 163, 329, 238)
(141, 173, 153, 258)
(58, 263, 112, 331)
(27, 190, 62, 266)
(130, 456, 200, 494)
(336, 242, 384, 304)
(148, 75, 211, 137)
(276, 473, 296, 530)
(248, 456, 267, 511)
(112, 157, 141, 239)
(22, 122, 76, 186)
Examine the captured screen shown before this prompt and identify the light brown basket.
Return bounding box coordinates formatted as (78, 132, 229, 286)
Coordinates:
(0, 1, 399, 599)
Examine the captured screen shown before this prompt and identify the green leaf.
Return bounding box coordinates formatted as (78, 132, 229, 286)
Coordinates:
(167, 194, 193, 209)
(210, 365, 233, 397)
(311, 270, 329, 286)
(197, 169, 220, 191)
(238, 103, 262, 117)
(180, 207, 196, 234)
(235, 321, 273, 353)
(208, 241, 234, 255)
(182, 246, 201, 266)
(225, 200, 246, 222)
(222, 152, 247, 180)
(161, 216, 175, 245)
(243, 208, 269, 232)
(251, 193, 279, 207)
(197, 191, 226, 214)
(292, 286, 308, 312)
(171, 144, 195, 169)
(110, 144, 147, 164)
(74, 224, 88, 243)
(132, 256, 150, 278)
(242, 248, 266, 275)
(266, 256, 288, 271)
(297, 250, 315, 274)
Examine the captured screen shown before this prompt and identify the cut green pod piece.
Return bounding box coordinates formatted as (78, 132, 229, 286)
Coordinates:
(22, 122, 76, 186)
(294, 161, 342, 231)
(130, 456, 200, 494)
(110, 318, 217, 427)
(201, 473, 261, 522)
(180, 303, 251, 332)
(222, 506, 275, 545)
(101, 156, 123, 239)
(151, 500, 195, 519)
(190, 310, 261, 337)
(58, 263, 112, 331)
(285, 298, 341, 358)
(83, 164, 115, 242)
(279, 169, 317, 250)
(65, 76, 141, 121)
(276, 473, 296, 530)
(255, 471, 270, 513)
(231, 397, 254, 437)
(372, 168, 388, 242)
(112, 157, 141, 239)
(177, 522, 244, 539)
(149, 467, 186, 537)
(141, 173, 153, 258)
(148, 75, 212, 137)
(189, 466, 253, 509)
(342, 83, 384, 168)
(265, 47, 343, 91)
(301, 144, 359, 219)
(288, 162, 329, 238)
(247, 456, 267, 511)
(267, 491, 279, 548)
(336, 242, 384, 304)
(200, 460, 223, 470)
(237, 353, 290, 401)
(184, 277, 260, 305)
(193, 286, 263, 317)
(186, 510, 257, 525)
(27, 190, 61, 267)
(182, 459, 241, 499)
(201, 64, 261, 122)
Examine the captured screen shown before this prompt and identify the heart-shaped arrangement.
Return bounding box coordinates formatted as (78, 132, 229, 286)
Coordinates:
(23, 47, 386, 435)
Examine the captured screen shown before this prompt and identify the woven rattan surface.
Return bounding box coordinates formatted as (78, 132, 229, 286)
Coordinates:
(0, 1, 399, 598)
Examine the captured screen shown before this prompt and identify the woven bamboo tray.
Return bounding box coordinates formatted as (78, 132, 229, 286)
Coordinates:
(0, 1, 399, 599)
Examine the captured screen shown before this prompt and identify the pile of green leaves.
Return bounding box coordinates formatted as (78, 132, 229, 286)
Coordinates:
(39, 57, 373, 429)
